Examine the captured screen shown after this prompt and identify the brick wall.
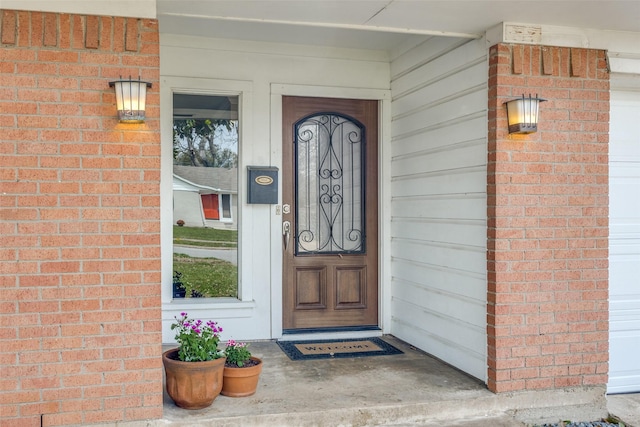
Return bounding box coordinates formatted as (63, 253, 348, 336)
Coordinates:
(0, 9, 162, 426)
(487, 44, 609, 392)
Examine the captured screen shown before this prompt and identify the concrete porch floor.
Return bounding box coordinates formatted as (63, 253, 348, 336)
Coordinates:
(161, 336, 639, 427)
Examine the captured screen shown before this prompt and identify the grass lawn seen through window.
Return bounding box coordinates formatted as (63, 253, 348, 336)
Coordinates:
(173, 226, 238, 298)
(173, 225, 237, 248)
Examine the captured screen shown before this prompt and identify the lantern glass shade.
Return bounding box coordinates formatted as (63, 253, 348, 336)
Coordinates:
(504, 94, 546, 134)
(109, 77, 152, 123)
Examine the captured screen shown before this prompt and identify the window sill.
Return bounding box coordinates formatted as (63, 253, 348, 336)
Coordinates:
(162, 298, 255, 319)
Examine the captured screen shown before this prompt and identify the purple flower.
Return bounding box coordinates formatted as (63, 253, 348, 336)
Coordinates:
(171, 312, 224, 362)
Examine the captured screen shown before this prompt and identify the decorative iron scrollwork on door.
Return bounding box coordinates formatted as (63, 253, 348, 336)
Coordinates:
(294, 113, 365, 255)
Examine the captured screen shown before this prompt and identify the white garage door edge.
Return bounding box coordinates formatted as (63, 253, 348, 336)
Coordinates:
(608, 72, 640, 394)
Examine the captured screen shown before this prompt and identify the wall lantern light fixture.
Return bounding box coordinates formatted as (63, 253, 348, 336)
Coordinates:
(504, 94, 546, 134)
(109, 76, 152, 123)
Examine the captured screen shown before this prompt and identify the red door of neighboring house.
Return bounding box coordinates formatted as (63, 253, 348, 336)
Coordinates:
(201, 194, 220, 220)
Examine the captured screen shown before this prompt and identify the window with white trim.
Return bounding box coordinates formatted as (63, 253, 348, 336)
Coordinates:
(172, 93, 239, 299)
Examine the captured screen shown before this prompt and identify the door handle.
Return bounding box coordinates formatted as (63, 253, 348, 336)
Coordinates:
(282, 220, 291, 251)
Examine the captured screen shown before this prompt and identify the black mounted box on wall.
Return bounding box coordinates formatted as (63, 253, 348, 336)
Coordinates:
(247, 166, 279, 204)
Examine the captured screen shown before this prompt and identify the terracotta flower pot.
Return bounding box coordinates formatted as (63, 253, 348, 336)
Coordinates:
(221, 357, 263, 397)
(162, 348, 226, 409)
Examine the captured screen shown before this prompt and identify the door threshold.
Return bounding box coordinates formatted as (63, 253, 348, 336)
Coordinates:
(279, 326, 382, 342)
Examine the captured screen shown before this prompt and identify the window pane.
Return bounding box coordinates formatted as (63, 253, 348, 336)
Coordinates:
(172, 94, 239, 299)
(294, 113, 365, 255)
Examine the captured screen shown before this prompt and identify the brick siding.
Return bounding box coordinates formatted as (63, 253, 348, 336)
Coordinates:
(0, 9, 162, 426)
(487, 44, 609, 392)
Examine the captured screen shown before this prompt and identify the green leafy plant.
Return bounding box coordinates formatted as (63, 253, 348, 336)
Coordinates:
(172, 271, 187, 298)
(224, 339, 252, 367)
(171, 312, 223, 362)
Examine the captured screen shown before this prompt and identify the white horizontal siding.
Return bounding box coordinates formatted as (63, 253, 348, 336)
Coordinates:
(390, 36, 488, 382)
(609, 74, 640, 393)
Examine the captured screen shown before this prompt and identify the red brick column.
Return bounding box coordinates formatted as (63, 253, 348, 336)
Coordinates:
(487, 44, 609, 393)
(0, 10, 162, 426)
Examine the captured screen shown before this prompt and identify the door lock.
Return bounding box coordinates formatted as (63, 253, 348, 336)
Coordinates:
(283, 204, 291, 215)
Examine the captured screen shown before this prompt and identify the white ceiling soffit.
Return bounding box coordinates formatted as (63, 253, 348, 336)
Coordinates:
(0, 0, 156, 19)
(157, 0, 640, 49)
(157, 14, 429, 50)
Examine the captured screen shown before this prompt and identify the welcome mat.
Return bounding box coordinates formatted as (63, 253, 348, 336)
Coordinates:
(277, 337, 403, 360)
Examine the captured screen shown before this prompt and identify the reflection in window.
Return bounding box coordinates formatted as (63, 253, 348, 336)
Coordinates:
(172, 94, 239, 299)
(221, 194, 232, 220)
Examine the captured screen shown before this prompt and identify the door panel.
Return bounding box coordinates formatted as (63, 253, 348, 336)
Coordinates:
(282, 96, 378, 330)
(336, 267, 366, 308)
(296, 267, 326, 308)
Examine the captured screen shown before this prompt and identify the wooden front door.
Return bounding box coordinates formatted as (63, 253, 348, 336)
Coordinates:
(282, 96, 378, 330)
